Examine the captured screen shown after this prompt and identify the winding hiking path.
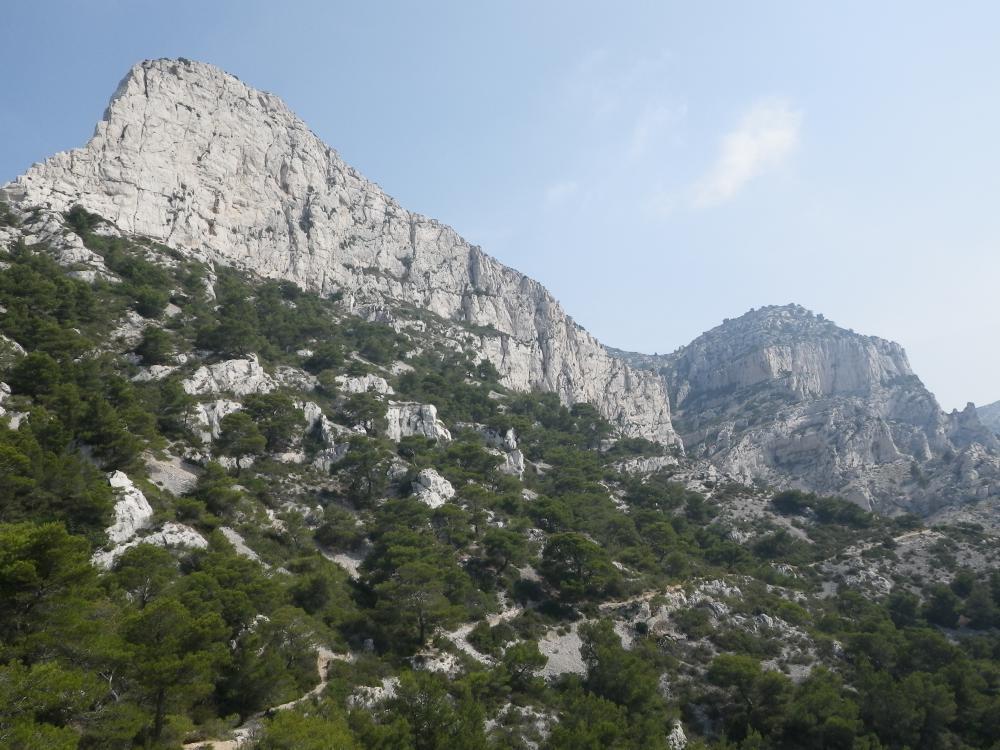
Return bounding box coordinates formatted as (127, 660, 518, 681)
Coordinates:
(182, 646, 344, 750)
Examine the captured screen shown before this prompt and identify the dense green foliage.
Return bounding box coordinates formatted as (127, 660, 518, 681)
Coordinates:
(2, 217, 1000, 749)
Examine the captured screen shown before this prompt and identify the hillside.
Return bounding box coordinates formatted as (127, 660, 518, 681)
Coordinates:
(2, 60, 1000, 750)
(1, 58, 674, 446)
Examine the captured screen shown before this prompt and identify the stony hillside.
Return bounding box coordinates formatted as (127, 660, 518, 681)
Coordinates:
(612, 304, 1000, 513)
(1, 57, 674, 445)
(4, 59, 1000, 750)
(3, 211, 1000, 749)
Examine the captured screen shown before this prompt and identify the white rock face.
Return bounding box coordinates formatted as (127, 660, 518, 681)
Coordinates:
(1, 209, 108, 275)
(480, 426, 519, 452)
(616, 305, 1000, 511)
(666, 307, 915, 404)
(667, 721, 687, 750)
(2, 58, 677, 445)
(500, 449, 526, 478)
(112, 310, 146, 348)
(412, 468, 456, 509)
(104, 471, 155, 545)
(183, 355, 276, 396)
(979, 400, 1000, 435)
(484, 427, 525, 477)
(385, 402, 451, 442)
(151, 522, 210, 550)
(301, 400, 350, 469)
(614, 455, 679, 474)
(274, 365, 317, 391)
(220, 526, 263, 564)
(93, 522, 208, 569)
(190, 399, 242, 443)
(335, 373, 394, 395)
(302, 401, 336, 443)
(455, 423, 525, 477)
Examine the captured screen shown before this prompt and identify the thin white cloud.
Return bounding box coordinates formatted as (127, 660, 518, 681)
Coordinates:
(692, 99, 802, 208)
(565, 49, 673, 121)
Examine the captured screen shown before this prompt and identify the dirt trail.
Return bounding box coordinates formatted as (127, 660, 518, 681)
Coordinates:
(440, 604, 525, 664)
(183, 646, 344, 750)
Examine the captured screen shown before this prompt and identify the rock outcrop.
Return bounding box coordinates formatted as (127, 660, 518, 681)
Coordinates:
(978, 400, 1000, 435)
(412, 468, 456, 509)
(104, 471, 154, 545)
(0, 381, 25, 430)
(336, 373, 394, 395)
(2, 58, 676, 445)
(455, 422, 526, 478)
(301, 400, 352, 469)
(92, 471, 208, 568)
(0, 335, 26, 366)
(94, 522, 209, 569)
(190, 399, 242, 443)
(183, 355, 276, 397)
(614, 305, 999, 511)
(385, 402, 452, 443)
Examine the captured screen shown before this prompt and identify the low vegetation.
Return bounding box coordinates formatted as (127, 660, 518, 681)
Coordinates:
(1, 212, 999, 748)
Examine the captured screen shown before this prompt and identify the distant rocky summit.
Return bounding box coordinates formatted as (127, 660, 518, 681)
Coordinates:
(612, 304, 999, 512)
(978, 400, 1000, 435)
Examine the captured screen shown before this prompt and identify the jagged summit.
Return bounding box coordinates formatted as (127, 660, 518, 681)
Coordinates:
(1, 58, 677, 444)
(614, 304, 998, 511)
(668, 303, 915, 406)
(979, 400, 1000, 435)
(713, 303, 896, 346)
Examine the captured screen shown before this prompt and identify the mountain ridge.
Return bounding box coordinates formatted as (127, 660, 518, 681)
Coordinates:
(5, 55, 1000, 750)
(978, 400, 1000, 435)
(1, 57, 677, 445)
(3, 58, 998, 515)
(612, 303, 999, 512)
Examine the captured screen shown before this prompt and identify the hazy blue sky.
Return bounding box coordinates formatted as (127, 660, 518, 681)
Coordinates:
(2, 1, 998, 409)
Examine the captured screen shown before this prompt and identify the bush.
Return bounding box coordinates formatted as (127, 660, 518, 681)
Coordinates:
(134, 327, 173, 365)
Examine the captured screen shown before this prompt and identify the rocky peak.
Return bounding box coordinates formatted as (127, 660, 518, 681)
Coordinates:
(950, 402, 999, 447)
(2, 58, 676, 444)
(977, 400, 1000, 435)
(666, 304, 915, 409)
(614, 305, 998, 511)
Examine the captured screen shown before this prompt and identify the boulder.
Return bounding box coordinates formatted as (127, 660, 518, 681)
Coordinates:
(104, 471, 155, 545)
(385, 402, 451, 442)
(412, 468, 456, 509)
(93, 522, 207, 569)
(182, 354, 276, 396)
(336, 373, 394, 395)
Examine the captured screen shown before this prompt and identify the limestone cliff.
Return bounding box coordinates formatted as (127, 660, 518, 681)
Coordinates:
(978, 401, 1000, 435)
(614, 304, 999, 511)
(1, 58, 676, 444)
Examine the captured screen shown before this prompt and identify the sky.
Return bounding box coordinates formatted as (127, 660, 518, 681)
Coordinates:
(1, 1, 998, 410)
